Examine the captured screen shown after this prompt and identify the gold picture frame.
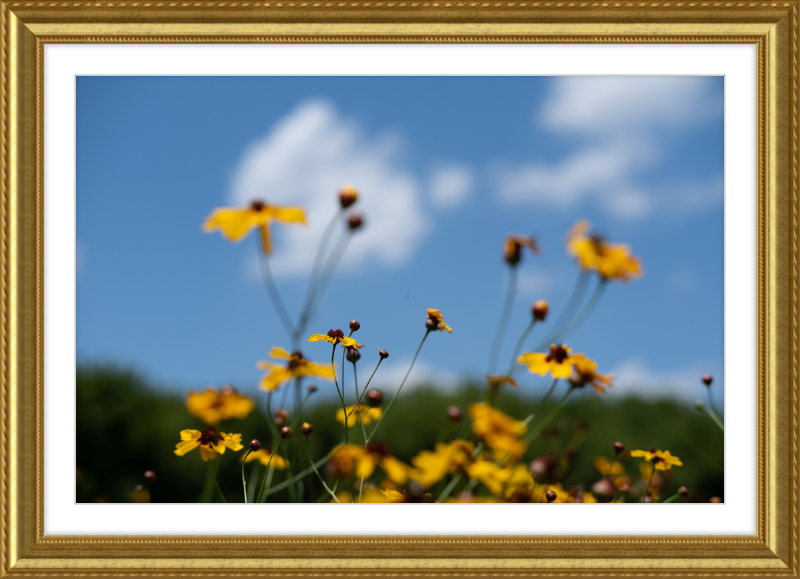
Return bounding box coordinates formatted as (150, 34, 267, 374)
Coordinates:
(1, 5, 797, 577)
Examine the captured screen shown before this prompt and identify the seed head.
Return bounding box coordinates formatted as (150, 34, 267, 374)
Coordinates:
(366, 389, 384, 406)
(545, 490, 557, 503)
(300, 422, 314, 436)
(347, 213, 364, 231)
(346, 346, 361, 363)
(250, 439, 261, 452)
(307, 384, 318, 393)
(701, 374, 713, 386)
(532, 300, 549, 322)
(350, 320, 361, 332)
(613, 441, 625, 454)
(280, 426, 293, 439)
(447, 405, 463, 423)
(379, 349, 389, 359)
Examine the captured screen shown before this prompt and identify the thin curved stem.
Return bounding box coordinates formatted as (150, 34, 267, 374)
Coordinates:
(347, 358, 384, 419)
(547, 278, 607, 346)
(304, 438, 340, 503)
(487, 267, 518, 375)
(263, 451, 333, 498)
(307, 232, 352, 322)
(257, 238, 295, 338)
(241, 449, 252, 503)
(525, 385, 573, 443)
(536, 270, 589, 348)
(505, 320, 536, 377)
(367, 330, 431, 442)
(642, 466, 656, 503)
(256, 439, 282, 504)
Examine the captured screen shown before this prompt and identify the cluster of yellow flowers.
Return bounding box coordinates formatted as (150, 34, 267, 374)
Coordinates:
(166, 186, 721, 505)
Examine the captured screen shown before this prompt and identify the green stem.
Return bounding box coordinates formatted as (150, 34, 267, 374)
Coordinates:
(549, 278, 606, 345)
(256, 237, 295, 339)
(353, 363, 368, 446)
(256, 439, 282, 504)
(535, 270, 589, 350)
(347, 358, 384, 418)
(535, 378, 560, 415)
(241, 449, 252, 503)
(524, 385, 573, 443)
(704, 405, 725, 431)
(211, 460, 226, 503)
(304, 438, 340, 502)
(438, 473, 463, 502)
(367, 330, 431, 442)
(661, 492, 682, 503)
(505, 319, 536, 377)
(263, 451, 333, 498)
(487, 266, 518, 375)
(642, 466, 656, 502)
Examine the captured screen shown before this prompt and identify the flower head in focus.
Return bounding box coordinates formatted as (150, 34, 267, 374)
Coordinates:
(173, 428, 243, 461)
(202, 200, 306, 255)
(185, 386, 255, 426)
(503, 234, 541, 266)
(307, 329, 362, 349)
(256, 347, 334, 392)
(565, 220, 642, 282)
(518, 344, 586, 379)
(426, 309, 452, 333)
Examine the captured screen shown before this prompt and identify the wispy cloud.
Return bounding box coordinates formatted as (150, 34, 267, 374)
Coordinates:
(606, 358, 723, 402)
(495, 77, 723, 221)
(230, 100, 430, 278)
(370, 358, 461, 394)
(428, 165, 474, 209)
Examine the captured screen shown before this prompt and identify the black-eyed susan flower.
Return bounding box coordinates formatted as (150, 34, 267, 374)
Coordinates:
(174, 428, 243, 461)
(256, 347, 334, 391)
(503, 234, 541, 266)
(307, 329, 362, 348)
(469, 403, 528, 460)
(631, 448, 683, 471)
(202, 200, 306, 255)
(518, 344, 587, 379)
(409, 439, 475, 489)
(569, 357, 614, 394)
(426, 309, 452, 333)
(330, 442, 410, 485)
(243, 448, 290, 470)
(185, 386, 255, 426)
(565, 220, 642, 282)
(336, 403, 382, 428)
(466, 460, 513, 496)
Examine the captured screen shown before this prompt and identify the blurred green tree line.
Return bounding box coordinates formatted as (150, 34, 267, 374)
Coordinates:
(77, 365, 723, 503)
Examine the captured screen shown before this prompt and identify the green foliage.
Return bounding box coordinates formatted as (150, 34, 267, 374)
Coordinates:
(77, 366, 723, 503)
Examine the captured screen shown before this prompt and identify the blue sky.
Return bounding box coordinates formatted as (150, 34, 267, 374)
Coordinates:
(76, 76, 724, 405)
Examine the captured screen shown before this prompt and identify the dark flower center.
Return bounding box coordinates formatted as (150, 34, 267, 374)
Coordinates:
(366, 441, 390, 457)
(250, 200, 266, 212)
(545, 345, 569, 364)
(327, 329, 345, 343)
(590, 233, 607, 256)
(288, 351, 304, 370)
(199, 427, 217, 446)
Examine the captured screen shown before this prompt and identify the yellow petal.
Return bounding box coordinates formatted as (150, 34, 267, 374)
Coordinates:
(179, 429, 202, 441)
(202, 208, 263, 242)
(307, 334, 334, 343)
(259, 367, 293, 391)
(355, 455, 377, 480)
(199, 445, 218, 461)
(174, 439, 200, 456)
(269, 347, 292, 359)
(381, 456, 410, 485)
(268, 206, 307, 224)
(550, 361, 574, 379)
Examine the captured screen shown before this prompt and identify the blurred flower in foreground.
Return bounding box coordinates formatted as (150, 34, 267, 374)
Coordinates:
(410, 439, 475, 489)
(425, 309, 452, 333)
(330, 443, 410, 485)
(257, 347, 334, 391)
(631, 449, 683, 471)
(173, 428, 243, 461)
(503, 234, 541, 266)
(518, 344, 587, 379)
(307, 329, 362, 348)
(336, 403, 382, 428)
(469, 403, 528, 460)
(243, 448, 290, 470)
(185, 386, 255, 426)
(566, 219, 642, 282)
(568, 357, 614, 394)
(202, 200, 306, 255)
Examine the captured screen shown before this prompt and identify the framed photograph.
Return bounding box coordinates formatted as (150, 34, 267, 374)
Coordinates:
(2, 3, 797, 577)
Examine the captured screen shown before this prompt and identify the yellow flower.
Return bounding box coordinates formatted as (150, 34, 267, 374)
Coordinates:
(631, 448, 683, 471)
(502, 464, 538, 502)
(466, 460, 513, 496)
(243, 448, 290, 470)
(569, 357, 614, 394)
(256, 347, 334, 391)
(307, 329, 362, 348)
(594, 456, 625, 477)
(410, 440, 475, 489)
(565, 219, 642, 282)
(173, 427, 243, 461)
(469, 403, 528, 460)
(336, 403, 382, 428)
(534, 482, 573, 503)
(330, 443, 410, 485)
(202, 200, 306, 255)
(185, 386, 255, 426)
(503, 234, 541, 266)
(426, 308, 452, 333)
(518, 344, 587, 379)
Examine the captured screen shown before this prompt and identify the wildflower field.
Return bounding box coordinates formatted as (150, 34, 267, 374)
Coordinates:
(77, 187, 725, 505)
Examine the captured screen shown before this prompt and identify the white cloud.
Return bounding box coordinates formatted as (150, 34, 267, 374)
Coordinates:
(606, 358, 723, 402)
(370, 358, 461, 394)
(428, 165, 474, 209)
(517, 268, 566, 297)
(230, 100, 430, 277)
(495, 77, 723, 221)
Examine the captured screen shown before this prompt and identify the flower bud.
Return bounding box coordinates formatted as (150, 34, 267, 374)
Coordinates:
(350, 320, 361, 332)
(545, 490, 557, 503)
(532, 300, 549, 322)
(695, 400, 705, 411)
(591, 478, 615, 499)
(143, 470, 157, 482)
(346, 346, 361, 363)
(379, 349, 389, 359)
(300, 422, 314, 436)
(274, 409, 290, 425)
(613, 441, 625, 454)
(339, 186, 358, 209)
(250, 439, 261, 452)
(280, 426, 293, 439)
(447, 405, 463, 423)
(308, 384, 318, 393)
(425, 316, 439, 331)
(701, 374, 713, 386)
(347, 213, 364, 231)
(678, 486, 689, 497)
(366, 389, 383, 406)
